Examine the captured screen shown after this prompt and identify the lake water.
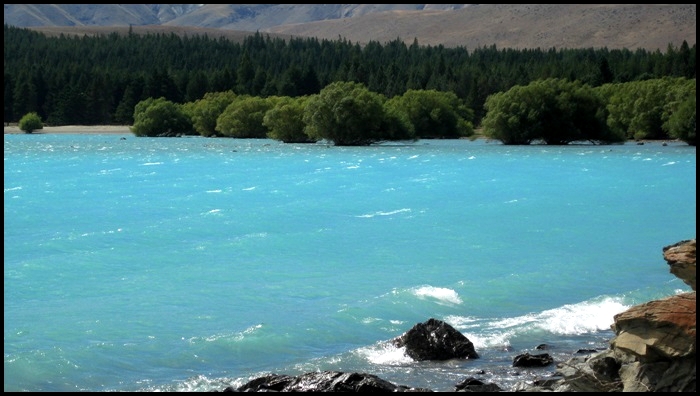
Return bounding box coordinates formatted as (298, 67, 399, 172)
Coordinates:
(4, 133, 696, 392)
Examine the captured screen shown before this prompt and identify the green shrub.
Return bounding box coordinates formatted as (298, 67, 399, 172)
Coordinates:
(18, 112, 43, 133)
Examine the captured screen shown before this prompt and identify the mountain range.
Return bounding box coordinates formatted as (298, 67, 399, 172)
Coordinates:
(3, 4, 696, 51)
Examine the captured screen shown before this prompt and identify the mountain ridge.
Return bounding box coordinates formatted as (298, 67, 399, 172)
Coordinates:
(4, 4, 696, 51)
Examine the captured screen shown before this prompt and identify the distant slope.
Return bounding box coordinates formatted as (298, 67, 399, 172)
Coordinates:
(3, 4, 469, 29)
(6, 4, 696, 51)
(266, 4, 697, 51)
(163, 4, 469, 31)
(25, 25, 302, 44)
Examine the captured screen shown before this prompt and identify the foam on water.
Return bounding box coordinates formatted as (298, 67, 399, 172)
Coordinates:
(4, 135, 695, 392)
(411, 286, 463, 305)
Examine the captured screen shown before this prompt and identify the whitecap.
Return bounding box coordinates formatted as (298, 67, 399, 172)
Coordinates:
(195, 324, 264, 343)
(533, 296, 629, 334)
(487, 296, 628, 335)
(412, 285, 463, 305)
(355, 341, 413, 365)
(355, 208, 411, 218)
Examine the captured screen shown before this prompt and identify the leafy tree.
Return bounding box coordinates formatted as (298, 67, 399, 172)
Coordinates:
(130, 97, 193, 137)
(388, 89, 473, 139)
(18, 111, 43, 133)
(661, 77, 695, 145)
(216, 95, 277, 138)
(542, 79, 620, 144)
(4, 24, 695, 129)
(482, 78, 622, 145)
(185, 90, 237, 137)
(303, 81, 387, 146)
(481, 86, 544, 145)
(663, 95, 696, 146)
(264, 95, 318, 143)
(602, 77, 692, 140)
(381, 96, 416, 142)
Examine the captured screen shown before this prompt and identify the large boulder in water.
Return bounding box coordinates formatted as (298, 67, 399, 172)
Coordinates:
(391, 318, 479, 360)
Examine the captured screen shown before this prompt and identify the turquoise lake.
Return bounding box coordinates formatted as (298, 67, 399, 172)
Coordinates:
(4, 133, 696, 391)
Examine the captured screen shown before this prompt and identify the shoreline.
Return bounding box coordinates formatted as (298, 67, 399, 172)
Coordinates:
(3, 125, 684, 145)
(3, 125, 132, 134)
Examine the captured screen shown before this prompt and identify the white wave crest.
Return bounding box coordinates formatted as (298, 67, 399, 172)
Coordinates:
(412, 286, 463, 305)
(355, 208, 411, 218)
(194, 324, 264, 343)
(536, 297, 629, 334)
(444, 296, 630, 349)
(355, 341, 413, 365)
(483, 296, 628, 335)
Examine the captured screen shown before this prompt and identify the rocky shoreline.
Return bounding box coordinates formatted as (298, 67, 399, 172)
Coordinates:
(221, 239, 696, 392)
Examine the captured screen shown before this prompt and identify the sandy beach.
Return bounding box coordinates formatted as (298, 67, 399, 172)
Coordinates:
(4, 125, 132, 134)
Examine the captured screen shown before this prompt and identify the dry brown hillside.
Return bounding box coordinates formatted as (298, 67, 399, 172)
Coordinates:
(27, 24, 299, 44)
(26, 4, 695, 51)
(266, 4, 696, 51)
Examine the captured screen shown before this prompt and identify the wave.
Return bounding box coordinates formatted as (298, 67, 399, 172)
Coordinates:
(444, 295, 630, 349)
(355, 208, 412, 218)
(186, 324, 264, 344)
(355, 341, 413, 365)
(411, 285, 463, 305)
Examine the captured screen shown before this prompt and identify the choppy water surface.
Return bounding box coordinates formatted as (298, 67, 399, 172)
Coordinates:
(4, 133, 696, 391)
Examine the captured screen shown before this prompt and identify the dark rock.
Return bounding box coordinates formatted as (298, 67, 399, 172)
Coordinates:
(532, 375, 564, 388)
(231, 371, 432, 392)
(588, 355, 621, 382)
(512, 352, 553, 367)
(517, 239, 696, 392)
(454, 377, 502, 392)
(391, 318, 479, 361)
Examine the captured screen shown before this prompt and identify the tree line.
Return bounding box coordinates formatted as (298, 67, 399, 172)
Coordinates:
(4, 24, 696, 130)
(127, 76, 694, 146)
